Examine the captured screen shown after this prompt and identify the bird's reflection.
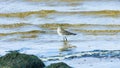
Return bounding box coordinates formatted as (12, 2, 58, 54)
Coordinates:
(59, 40, 76, 52)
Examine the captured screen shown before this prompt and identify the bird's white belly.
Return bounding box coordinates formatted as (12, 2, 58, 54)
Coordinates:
(57, 30, 62, 36)
(57, 27, 63, 36)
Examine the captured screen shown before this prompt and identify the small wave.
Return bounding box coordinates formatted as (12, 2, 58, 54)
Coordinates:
(0, 30, 45, 37)
(40, 50, 120, 61)
(0, 10, 120, 18)
(1, 23, 120, 35)
(0, 23, 31, 28)
(0, 10, 56, 18)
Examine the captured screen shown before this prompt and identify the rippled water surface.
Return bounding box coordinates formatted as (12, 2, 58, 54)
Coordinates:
(0, 0, 120, 68)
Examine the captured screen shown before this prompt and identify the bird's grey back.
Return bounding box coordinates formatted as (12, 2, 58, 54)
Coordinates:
(60, 28, 76, 35)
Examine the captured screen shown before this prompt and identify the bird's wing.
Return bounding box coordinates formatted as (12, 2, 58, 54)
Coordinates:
(62, 29, 76, 35)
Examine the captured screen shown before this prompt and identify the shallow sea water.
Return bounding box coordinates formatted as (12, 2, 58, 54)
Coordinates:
(0, 0, 120, 68)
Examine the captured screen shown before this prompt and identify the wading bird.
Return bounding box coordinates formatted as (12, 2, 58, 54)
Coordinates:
(57, 26, 76, 41)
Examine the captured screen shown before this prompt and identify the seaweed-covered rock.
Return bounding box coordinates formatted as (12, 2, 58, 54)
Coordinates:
(46, 62, 71, 68)
(0, 51, 45, 68)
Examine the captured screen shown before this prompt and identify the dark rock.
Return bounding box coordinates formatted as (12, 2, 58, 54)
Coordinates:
(46, 62, 71, 68)
(0, 51, 45, 68)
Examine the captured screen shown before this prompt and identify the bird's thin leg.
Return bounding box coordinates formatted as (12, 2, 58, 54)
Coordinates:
(65, 37, 67, 41)
(63, 37, 67, 42)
